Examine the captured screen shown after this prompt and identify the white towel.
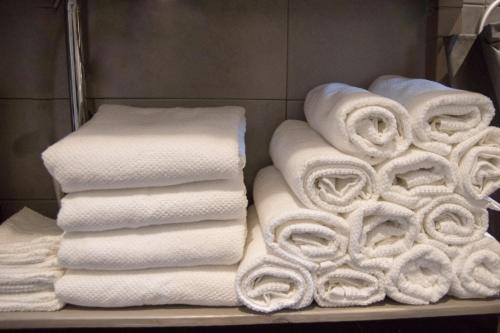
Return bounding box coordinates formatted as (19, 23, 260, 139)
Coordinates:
(348, 201, 419, 271)
(450, 127, 500, 202)
(58, 177, 247, 232)
(450, 236, 500, 299)
(385, 244, 453, 305)
(42, 104, 246, 193)
(0, 291, 64, 312)
(417, 194, 488, 246)
(270, 120, 378, 213)
(376, 148, 458, 209)
(55, 266, 239, 307)
(58, 218, 246, 270)
(235, 207, 314, 313)
(415, 234, 461, 260)
(369, 75, 494, 156)
(253, 166, 349, 271)
(314, 261, 385, 307)
(305, 83, 412, 165)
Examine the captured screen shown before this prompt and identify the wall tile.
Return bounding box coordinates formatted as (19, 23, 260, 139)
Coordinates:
(462, 4, 484, 34)
(84, 0, 287, 100)
(286, 100, 305, 120)
(0, 100, 71, 200)
(0, 200, 59, 221)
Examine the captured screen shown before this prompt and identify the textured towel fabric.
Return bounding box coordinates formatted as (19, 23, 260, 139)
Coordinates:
(253, 166, 349, 271)
(235, 207, 314, 313)
(58, 177, 247, 232)
(385, 244, 453, 305)
(376, 148, 458, 209)
(417, 195, 488, 246)
(347, 201, 419, 271)
(0, 291, 64, 312)
(305, 83, 412, 165)
(42, 104, 246, 193)
(55, 266, 239, 307)
(270, 120, 378, 213)
(450, 127, 500, 202)
(369, 75, 494, 156)
(415, 234, 461, 260)
(314, 261, 385, 307)
(449, 236, 500, 299)
(58, 218, 246, 270)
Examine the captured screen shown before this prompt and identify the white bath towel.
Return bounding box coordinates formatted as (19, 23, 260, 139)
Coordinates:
(417, 194, 488, 246)
(42, 104, 246, 193)
(385, 244, 453, 305)
(376, 148, 458, 209)
(348, 201, 419, 271)
(305, 83, 412, 165)
(415, 234, 461, 260)
(56, 266, 239, 307)
(253, 166, 349, 271)
(369, 75, 494, 156)
(449, 236, 500, 299)
(58, 218, 246, 270)
(314, 261, 385, 307)
(235, 207, 314, 313)
(450, 127, 500, 203)
(0, 291, 64, 312)
(58, 177, 247, 232)
(270, 120, 378, 213)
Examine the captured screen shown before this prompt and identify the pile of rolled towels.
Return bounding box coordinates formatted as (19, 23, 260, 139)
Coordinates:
(41, 104, 248, 308)
(240, 75, 500, 312)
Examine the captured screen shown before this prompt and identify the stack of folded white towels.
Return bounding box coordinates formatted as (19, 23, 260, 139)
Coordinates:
(42, 104, 248, 308)
(238, 76, 500, 312)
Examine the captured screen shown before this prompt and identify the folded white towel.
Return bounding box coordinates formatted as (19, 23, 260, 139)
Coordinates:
(58, 218, 246, 270)
(236, 207, 314, 313)
(348, 201, 419, 271)
(270, 120, 378, 213)
(385, 244, 453, 305)
(58, 177, 247, 232)
(376, 148, 458, 209)
(369, 75, 494, 156)
(417, 194, 488, 246)
(42, 104, 246, 193)
(305, 83, 412, 165)
(56, 266, 239, 307)
(450, 236, 500, 299)
(0, 291, 64, 312)
(253, 166, 349, 270)
(415, 234, 461, 260)
(450, 127, 500, 202)
(314, 261, 385, 307)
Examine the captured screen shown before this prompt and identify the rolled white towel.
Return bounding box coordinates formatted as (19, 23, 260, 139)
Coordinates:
(253, 166, 349, 270)
(0, 291, 64, 312)
(270, 120, 378, 213)
(450, 236, 500, 299)
(348, 201, 419, 271)
(42, 104, 246, 193)
(58, 177, 247, 232)
(305, 83, 412, 165)
(385, 244, 453, 305)
(235, 207, 314, 313)
(376, 148, 458, 209)
(417, 194, 488, 246)
(58, 218, 246, 270)
(415, 234, 461, 260)
(450, 127, 500, 203)
(369, 75, 494, 156)
(56, 266, 239, 307)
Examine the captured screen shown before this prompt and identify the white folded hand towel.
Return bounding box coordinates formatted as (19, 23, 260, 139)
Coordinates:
(385, 244, 453, 305)
(236, 207, 314, 313)
(42, 104, 246, 193)
(376, 148, 458, 209)
(253, 166, 349, 270)
(415, 234, 461, 260)
(0, 291, 64, 312)
(56, 266, 239, 307)
(369, 75, 494, 156)
(417, 194, 488, 246)
(450, 127, 500, 202)
(348, 201, 419, 271)
(450, 236, 500, 299)
(305, 83, 412, 164)
(58, 218, 246, 270)
(270, 120, 378, 213)
(58, 177, 247, 232)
